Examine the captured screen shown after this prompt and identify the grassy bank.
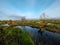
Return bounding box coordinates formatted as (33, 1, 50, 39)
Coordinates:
(0, 26, 34, 45)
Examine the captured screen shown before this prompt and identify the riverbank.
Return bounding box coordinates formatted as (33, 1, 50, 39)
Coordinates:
(0, 26, 34, 45)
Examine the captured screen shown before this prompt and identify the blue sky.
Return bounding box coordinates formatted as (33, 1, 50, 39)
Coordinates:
(0, 0, 60, 20)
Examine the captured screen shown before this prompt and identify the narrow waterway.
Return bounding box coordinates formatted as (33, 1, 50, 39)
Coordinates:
(1, 24, 60, 45)
(16, 26, 60, 45)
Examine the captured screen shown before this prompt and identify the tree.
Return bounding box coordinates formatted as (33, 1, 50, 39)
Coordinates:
(40, 13, 48, 20)
(21, 16, 26, 25)
(21, 16, 26, 20)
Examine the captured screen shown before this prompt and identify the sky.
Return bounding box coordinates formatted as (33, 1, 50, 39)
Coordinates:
(0, 0, 60, 20)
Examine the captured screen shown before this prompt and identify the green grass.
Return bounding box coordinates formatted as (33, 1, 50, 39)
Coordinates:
(0, 26, 34, 45)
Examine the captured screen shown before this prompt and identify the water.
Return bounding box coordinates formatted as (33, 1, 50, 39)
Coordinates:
(0, 24, 9, 26)
(1, 24, 60, 45)
(16, 26, 60, 45)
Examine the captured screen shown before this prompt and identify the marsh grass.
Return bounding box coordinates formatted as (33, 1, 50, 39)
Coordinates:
(0, 26, 34, 45)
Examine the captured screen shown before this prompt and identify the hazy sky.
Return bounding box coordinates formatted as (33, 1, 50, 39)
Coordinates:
(0, 0, 60, 20)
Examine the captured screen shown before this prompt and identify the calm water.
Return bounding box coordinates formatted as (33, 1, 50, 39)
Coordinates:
(16, 26, 60, 45)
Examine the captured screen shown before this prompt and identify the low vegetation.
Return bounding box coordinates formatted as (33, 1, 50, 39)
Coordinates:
(0, 20, 60, 33)
(0, 26, 34, 45)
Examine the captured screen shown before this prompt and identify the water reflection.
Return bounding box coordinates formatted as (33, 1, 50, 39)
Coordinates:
(16, 26, 60, 45)
(0, 24, 9, 26)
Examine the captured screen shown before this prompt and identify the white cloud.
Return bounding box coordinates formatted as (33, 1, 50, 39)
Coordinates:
(38, 0, 60, 18)
(0, 0, 60, 20)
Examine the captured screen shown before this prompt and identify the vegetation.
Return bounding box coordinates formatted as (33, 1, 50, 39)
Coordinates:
(0, 20, 60, 33)
(0, 20, 60, 45)
(0, 26, 34, 45)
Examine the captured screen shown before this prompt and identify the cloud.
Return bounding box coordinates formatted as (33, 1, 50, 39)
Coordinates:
(41, 0, 60, 18)
(9, 15, 22, 20)
(0, 0, 59, 20)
